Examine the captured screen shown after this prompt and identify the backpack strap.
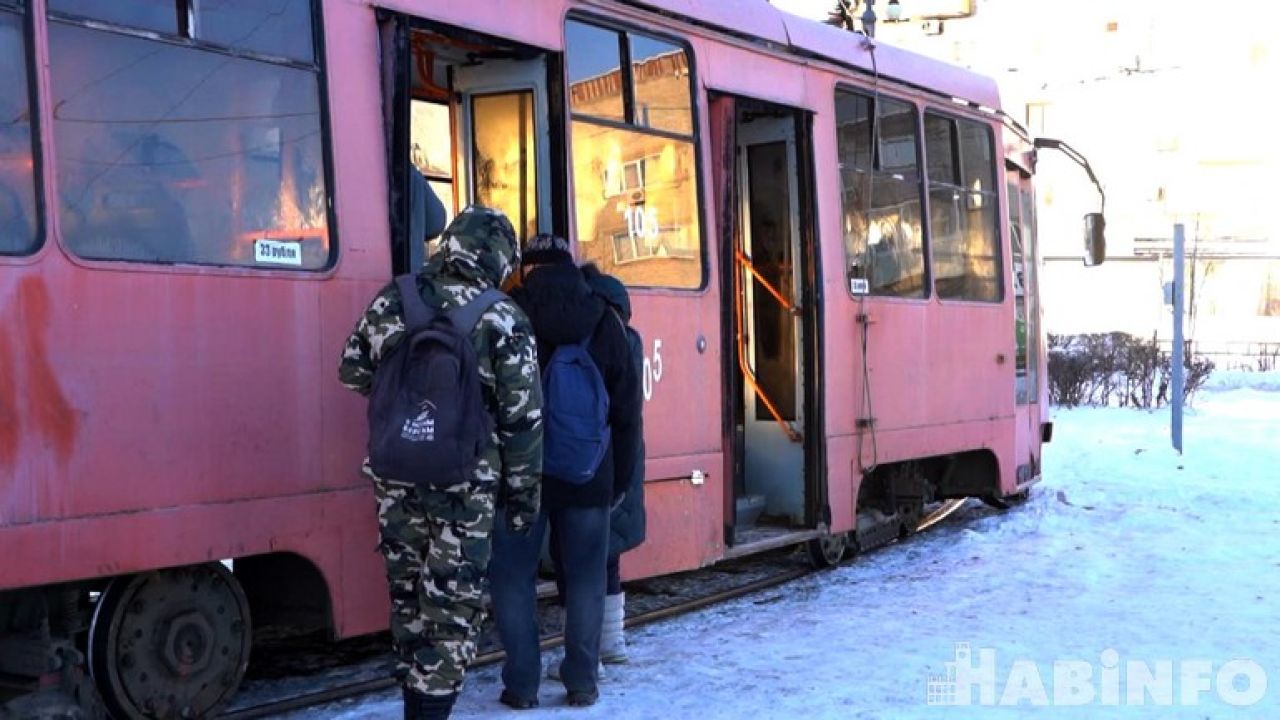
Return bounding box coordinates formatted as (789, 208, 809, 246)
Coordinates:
(607, 306, 628, 336)
(446, 288, 508, 333)
(395, 274, 436, 332)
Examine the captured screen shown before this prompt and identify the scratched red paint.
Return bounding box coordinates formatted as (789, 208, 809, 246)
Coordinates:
(18, 277, 78, 460)
(0, 328, 17, 467)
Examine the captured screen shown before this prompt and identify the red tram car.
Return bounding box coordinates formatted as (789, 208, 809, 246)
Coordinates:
(0, 0, 1102, 716)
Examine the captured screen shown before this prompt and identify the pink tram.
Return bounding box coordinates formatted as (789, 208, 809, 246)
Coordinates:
(0, 0, 1103, 716)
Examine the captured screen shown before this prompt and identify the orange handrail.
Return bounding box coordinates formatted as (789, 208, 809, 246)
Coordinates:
(736, 249, 797, 315)
(734, 248, 802, 443)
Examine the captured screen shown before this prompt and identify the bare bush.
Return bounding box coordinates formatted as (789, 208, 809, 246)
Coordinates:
(1047, 333, 1215, 408)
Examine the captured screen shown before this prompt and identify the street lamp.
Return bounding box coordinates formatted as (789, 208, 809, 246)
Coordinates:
(861, 0, 877, 37)
(886, 0, 903, 22)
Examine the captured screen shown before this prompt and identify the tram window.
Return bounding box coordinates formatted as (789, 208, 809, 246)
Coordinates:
(0, 5, 39, 256)
(570, 122, 700, 288)
(1021, 186, 1041, 399)
(835, 90, 926, 298)
(566, 21, 625, 124)
(567, 19, 702, 289)
(198, 0, 314, 63)
(48, 20, 330, 269)
(1009, 178, 1029, 403)
(48, 0, 177, 33)
(925, 113, 1001, 302)
(630, 35, 692, 136)
(50, 0, 315, 62)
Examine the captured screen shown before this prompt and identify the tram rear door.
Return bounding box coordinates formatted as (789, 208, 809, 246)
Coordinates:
(714, 95, 825, 552)
(381, 14, 560, 275)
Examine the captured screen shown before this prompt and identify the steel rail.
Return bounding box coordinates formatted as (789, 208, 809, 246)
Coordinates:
(222, 498, 975, 719)
(220, 566, 812, 719)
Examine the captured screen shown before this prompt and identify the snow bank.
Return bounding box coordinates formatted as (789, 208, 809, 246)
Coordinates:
(1201, 369, 1280, 393)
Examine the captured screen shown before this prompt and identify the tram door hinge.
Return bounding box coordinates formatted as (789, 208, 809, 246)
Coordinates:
(856, 417, 876, 430)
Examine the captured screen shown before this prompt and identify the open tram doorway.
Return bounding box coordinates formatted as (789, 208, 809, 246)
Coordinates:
(379, 12, 564, 275)
(715, 95, 827, 558)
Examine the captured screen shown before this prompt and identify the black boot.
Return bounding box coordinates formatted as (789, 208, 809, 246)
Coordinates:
(403, 688, 457, 720)
(403, 688, 424, 720)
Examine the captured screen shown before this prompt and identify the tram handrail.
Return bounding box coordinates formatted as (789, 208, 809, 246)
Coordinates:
(736, 249, 798, 315)
(734, 248, 803, 443)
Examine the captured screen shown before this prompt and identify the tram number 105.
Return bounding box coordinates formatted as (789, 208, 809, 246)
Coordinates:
(624, 205, 661, 243)
(642, 338, 663, 402)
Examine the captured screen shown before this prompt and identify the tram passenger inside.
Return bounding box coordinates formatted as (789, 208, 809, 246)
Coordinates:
(409, 166, 448, 267)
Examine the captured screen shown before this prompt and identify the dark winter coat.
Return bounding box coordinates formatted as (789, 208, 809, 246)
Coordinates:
(582, 265, 647, 557)
(512, 261, 642, 510)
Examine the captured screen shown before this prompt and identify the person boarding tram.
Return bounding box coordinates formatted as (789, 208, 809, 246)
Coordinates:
(339, 206, 543, 720)
(488, 234, 643, 709)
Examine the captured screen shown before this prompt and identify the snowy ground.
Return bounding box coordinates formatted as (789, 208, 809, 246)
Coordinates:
(290, 372, 1280, 718)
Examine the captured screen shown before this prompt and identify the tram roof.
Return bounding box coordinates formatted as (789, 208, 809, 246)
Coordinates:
(621, 0, 1002, 110)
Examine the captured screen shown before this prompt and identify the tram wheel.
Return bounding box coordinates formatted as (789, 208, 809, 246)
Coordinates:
(88, 564, 251, 719)
(805, 531, 848, 568)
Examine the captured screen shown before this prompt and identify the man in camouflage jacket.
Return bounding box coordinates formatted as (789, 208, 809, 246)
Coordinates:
(338, 206, 542, 719)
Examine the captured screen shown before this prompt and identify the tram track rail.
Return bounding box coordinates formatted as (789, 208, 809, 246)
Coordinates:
(221, 498, 974, 719)
(221, 565, 812, 720)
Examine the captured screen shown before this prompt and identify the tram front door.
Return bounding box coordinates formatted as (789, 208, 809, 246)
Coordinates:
(714, 94, 825, 552)
(382, 15, 559, 276)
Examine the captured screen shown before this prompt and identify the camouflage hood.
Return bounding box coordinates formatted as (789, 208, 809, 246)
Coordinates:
(429, 205, 520, 288)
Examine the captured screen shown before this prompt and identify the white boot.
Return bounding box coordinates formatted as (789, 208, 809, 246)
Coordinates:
(600, 592, 627, 664)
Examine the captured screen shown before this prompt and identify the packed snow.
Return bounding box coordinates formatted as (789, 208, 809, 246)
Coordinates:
(286, 375, 1280, 718)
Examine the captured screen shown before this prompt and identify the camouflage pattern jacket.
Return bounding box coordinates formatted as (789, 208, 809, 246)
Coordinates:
(338, 206, 542, 530)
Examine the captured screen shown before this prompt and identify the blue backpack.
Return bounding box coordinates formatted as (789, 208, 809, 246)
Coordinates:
(541, 334, 610, 484)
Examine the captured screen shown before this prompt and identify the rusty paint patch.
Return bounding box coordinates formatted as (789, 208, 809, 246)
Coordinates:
(18, 277, 79, 460)
(0, 328, 17, 468)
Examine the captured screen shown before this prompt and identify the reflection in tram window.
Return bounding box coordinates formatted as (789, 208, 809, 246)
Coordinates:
(471, 92, 537, 241)
(49, 0, 315, 62)
(48, 0, 178, 34)
(0, 7, 38, 255)
(48, 16, 329, 269)
(566, 20, 625, 123)
(925, 112, 1001, 302)
(629, 35, 692, 136)
(567, 20, 702, 289)
(198, 0, 314, 62)
(835, 90, 926, 297)
(571, 122, 700, 288)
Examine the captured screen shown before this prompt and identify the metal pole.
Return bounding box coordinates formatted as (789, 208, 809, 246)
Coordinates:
(1172, 223, 1184, 454)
